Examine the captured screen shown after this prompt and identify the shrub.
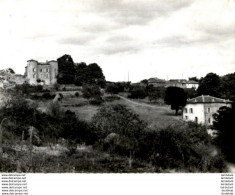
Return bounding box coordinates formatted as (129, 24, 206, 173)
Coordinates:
(103, 95, 120, 102)
(82, 84, 101, 99)
(90, 97, 103, 105)
(128, 86, 147, 99)
(42, 93, 55, 99)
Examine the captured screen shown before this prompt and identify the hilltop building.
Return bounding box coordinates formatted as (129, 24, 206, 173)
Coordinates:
(166, 79, 199, 89)
(25, 60, 58, 85)
(146, 77, 199, 89)
(182, 95, 232, 126)
(148, 77, 167, 87)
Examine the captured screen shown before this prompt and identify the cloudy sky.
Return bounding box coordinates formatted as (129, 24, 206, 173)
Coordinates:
(0, 0, 234, 82)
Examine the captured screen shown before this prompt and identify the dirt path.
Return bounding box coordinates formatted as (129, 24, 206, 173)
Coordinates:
(117, 95, 169, 110)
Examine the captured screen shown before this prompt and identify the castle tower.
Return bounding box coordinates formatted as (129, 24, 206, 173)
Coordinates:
(48, 61, 58, 85)
(26, 60, 38, 85)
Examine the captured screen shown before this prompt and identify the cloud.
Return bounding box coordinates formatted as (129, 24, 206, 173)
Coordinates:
(92, 0, 193, 25)
(101, 44, 140, 55)
(203, 24, 235, 39)
(24, 32, 54, 40)
(96, 34, 141, 55)
(155, 35, 212, 48)
(58, 34, 94, 45)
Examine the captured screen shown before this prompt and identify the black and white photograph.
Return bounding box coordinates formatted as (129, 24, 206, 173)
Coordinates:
(0, 0, 235, 183)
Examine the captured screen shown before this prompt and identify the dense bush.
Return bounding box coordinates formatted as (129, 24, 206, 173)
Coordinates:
(92, 104, 225, 172)
(15, 83, 43, 95)
(147, 87, 165, 102)
(128, 86, 147, 99)
(213, 105, 235, 162)
(0, 95, 98, 145)
(42, 93, 55, 99)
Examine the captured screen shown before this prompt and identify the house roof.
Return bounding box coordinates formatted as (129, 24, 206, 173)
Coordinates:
(27, 59, 38, 62)
(186, 80, 198, 84)
(187, 95, 232, 104)
(27, 60, 57, 64)
(168, 79, 187, 83)
(148, 77, 166, 83)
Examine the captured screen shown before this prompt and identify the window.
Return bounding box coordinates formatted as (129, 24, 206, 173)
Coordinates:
(33, 74, 36, 78)
(46, 74, 49, 78)
(33, 68, 36, 72)
(184, 108, 187, 113)
(46, 68, 49, 72)
(40, 69, 43, 72)
(185, 116, 188, 120)
(190, 108, 193, 113)
(195, 117, 198, 123)
(208, 118, 211, 124)
(207, 108, 210, 113)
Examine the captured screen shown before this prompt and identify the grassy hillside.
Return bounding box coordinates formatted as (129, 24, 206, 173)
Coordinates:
(58, 95, 181, 129)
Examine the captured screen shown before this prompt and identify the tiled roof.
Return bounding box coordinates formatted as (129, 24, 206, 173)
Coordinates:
(187, 80, 198, 84)
(148, 77, 166, 83)
(27, 59, 38, 62)
(169, 79, 187, 83)
(187, 95, 232, 104)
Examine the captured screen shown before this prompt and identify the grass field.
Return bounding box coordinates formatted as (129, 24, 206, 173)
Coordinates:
(107, 99, 182, 129)
(59, 95, 182, 129)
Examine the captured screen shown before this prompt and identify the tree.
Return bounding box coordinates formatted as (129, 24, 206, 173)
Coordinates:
(74, 62, 106, 87)
(197, 73, 223, 97)
(221, 72, 235, 100)
(82, 84, 102, 101)
(140, 79, 148, 86)
(189, 77, 199, 82)
(106, 83, 120, 95)
(128, 86, 147, 99)
(57, 54, 75, 84)
(92, 104, 147, 157)
(213, 104, 235, 162)
(184, 88, 197, 99)
(7, 68, 15, 74)
(164, 87, 187, 115)
(148, 87, 165, 102)
(74, 62, 88, 86)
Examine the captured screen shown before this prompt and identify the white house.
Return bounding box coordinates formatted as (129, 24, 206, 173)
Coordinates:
(183, 95, 232, 126)
(185, 80, 199, 89)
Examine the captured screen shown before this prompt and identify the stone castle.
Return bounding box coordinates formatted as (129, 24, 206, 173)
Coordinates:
(25, 59, 58, 85)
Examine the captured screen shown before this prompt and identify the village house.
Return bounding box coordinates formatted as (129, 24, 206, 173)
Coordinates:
(185, 80, 199, 89)
(147, 77, 199, 89)
(182, 95, 232, 126)
(166, 79, 199, 89)
(148, 77, 167, 87)
(0, 69, 25, 88)
(25, 59, 58, 85)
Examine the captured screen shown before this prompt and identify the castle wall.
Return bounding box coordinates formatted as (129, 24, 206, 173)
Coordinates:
(26, 60, 58, 85)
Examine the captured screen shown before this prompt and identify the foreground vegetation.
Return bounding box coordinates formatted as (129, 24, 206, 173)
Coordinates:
(0, 88, 227, 173)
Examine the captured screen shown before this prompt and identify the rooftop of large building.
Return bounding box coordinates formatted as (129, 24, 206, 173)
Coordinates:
(27, 59, 57, 65)
(148, 77, 166, 83)
(187, 95, 232, 104)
